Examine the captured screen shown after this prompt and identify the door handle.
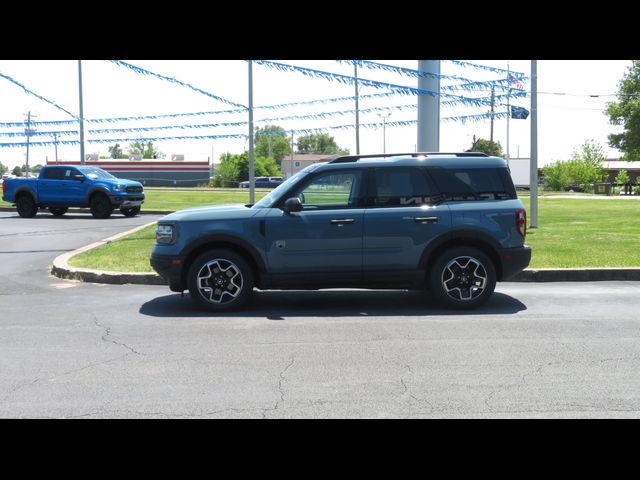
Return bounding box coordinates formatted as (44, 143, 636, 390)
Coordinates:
(330, 218, 355, 225)
(414, 216, 438, 223)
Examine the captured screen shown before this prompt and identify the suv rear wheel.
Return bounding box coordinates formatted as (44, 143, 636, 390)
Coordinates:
(187, 249, 254, 312)
(429, 247, 496, 309)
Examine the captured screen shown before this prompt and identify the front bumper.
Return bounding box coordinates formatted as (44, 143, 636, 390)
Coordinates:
(499, 245, 532, 280)
(150, 253, 186, 292)
(110, 193, 145, 208)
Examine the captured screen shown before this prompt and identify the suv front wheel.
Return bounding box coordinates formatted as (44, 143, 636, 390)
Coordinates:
(429, 247, 496, 309)
(187, 249, 254, 312)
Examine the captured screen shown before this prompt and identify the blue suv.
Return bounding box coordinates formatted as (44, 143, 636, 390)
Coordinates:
(151, 152, 531, 310)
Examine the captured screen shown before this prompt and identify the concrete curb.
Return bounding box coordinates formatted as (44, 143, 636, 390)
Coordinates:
(51, 221, 167, 286)
(38, 209, 640, 285)
(0, 207, 172, 215)
(510, 268, 640, 282)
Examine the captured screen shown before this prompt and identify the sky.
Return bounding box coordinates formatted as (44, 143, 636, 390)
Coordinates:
(0, 60, 631, 171)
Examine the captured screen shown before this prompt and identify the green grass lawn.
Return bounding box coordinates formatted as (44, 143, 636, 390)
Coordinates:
(1, 187, 268, 210)
(67, 194, 640, 272)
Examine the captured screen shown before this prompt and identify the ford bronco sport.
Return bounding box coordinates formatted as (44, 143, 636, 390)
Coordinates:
(151, 152, 531, 311)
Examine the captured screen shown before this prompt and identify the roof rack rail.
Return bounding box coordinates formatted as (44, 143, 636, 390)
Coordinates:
(329, 151, 489, 163)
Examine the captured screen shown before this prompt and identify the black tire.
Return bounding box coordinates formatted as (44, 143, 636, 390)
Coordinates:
(16, 194, 38, 218)
(120, 206, 141, 217)
(49, 207, 68, 217)
(90, 194, 113, 219)
(429, 247, 496, 309)
(187, 249, 254, 312)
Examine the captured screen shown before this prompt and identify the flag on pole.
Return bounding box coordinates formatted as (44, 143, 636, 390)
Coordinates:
(510, 105, 529, 119)
(508, 73, 525, 90)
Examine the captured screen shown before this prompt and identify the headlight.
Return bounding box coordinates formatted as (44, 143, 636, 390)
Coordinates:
(112, 184, 125, 192)
(156, 224, 176, 244)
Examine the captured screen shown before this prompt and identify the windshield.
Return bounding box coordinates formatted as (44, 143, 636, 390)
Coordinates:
(252, 171, 307, 208)
(77, 166, 117, 180)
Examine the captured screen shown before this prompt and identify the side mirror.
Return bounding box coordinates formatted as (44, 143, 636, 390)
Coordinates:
(72, 174, 85, 182)
(282, 197, 303, 213)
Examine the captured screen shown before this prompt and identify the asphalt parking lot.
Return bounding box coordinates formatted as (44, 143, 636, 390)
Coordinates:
(2, 211, 640, 418)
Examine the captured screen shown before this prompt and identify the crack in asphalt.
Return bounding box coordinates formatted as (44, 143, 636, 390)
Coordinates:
(262, 356, 295, 419)
(93, 316, 145, 356)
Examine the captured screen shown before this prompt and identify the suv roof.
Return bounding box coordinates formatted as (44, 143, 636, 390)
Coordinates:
(310, 152, 508, 171)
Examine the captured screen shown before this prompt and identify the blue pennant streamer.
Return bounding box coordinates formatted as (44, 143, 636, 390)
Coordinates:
(109, 60, 248, 110)
(0, 72, 78, 119)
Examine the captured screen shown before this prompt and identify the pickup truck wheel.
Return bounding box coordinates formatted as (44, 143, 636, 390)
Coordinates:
(120, 206, 141, 217)
(429, 247, 496, 310)
(187, 249, 254, 312)
(90, 194, 113, 219)
(16, 195, 38, 218)
(49, 207, 68, 217)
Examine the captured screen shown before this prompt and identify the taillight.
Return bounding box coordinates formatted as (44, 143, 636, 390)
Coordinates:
(516, 209, 527, 239)
(1, 180, 6, 195)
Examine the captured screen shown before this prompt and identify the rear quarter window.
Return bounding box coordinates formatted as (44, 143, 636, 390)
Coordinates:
(428, 167, 516, 200)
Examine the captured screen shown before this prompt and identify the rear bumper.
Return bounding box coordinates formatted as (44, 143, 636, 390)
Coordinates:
(150, 253, 185, 292)
(499, 245, 532, 280)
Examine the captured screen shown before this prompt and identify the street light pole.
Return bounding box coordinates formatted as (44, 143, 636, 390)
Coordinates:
(78, 60, 85, 165)
(378, 111, 391, 153)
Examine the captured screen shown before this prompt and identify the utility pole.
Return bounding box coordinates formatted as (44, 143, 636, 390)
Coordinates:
(53, 132, 59, 163)
(25, 111, 36, 177)
(354, 62, 360, 155)
(530, 60, 539, 229)
(489, 86, 495, 142)
(290, 131, 295, 178)
(248, 60, 255, 204)
(78, 60, 85, 165)
(506, 61, 511, 162)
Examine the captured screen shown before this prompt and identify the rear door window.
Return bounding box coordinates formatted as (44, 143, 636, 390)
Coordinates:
(371, 167, 439, 207)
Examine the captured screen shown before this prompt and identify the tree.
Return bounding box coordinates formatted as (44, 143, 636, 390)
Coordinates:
(606, 60, 640, 160)
(0, 161, 7, 173)
(108, 143, 125, 159)
(541, 140, 607, 191)
(128, 141, 165, 159)
(255, 125, 291, 163)
(466, 136, 504, 157)
(213, 152, 283, 187)
(11, 166, 22, 177)
(615, 169, 630, 185)
(296, 133, 349, 155)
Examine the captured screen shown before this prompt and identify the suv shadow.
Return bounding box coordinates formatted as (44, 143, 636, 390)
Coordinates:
(139, 290, 526, 319)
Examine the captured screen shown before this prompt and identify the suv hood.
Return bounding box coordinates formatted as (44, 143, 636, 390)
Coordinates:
(159, 203, 260, 222)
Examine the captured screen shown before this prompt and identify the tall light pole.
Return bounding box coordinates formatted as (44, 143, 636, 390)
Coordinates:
(354, 63, 360, 155)
(248, 60, 255, 204)
(53, 132, 59, 163)
(24, 111, 36, 177)
(378, 111, 391, 153)
(530, 60, 538, 229)
(78, 60, 85, 165)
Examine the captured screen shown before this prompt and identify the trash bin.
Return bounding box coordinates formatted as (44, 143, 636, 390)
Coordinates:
(593, 183, 612, 195)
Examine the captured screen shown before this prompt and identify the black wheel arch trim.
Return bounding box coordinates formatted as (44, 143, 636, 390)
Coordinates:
(13, 187, 37, 203)
(180, 234, 268, 274)
(419, 228, 504, 279)
(86, 186, 113, 204)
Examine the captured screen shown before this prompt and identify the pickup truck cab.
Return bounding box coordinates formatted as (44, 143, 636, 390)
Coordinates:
(239, 176, 284, 189)
(1, 165, 145, 218)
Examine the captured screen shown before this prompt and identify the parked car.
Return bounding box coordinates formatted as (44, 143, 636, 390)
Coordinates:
(2, 165, 145, 218)
(239, 176, 284, 188)
(151, 152, 531, 311)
